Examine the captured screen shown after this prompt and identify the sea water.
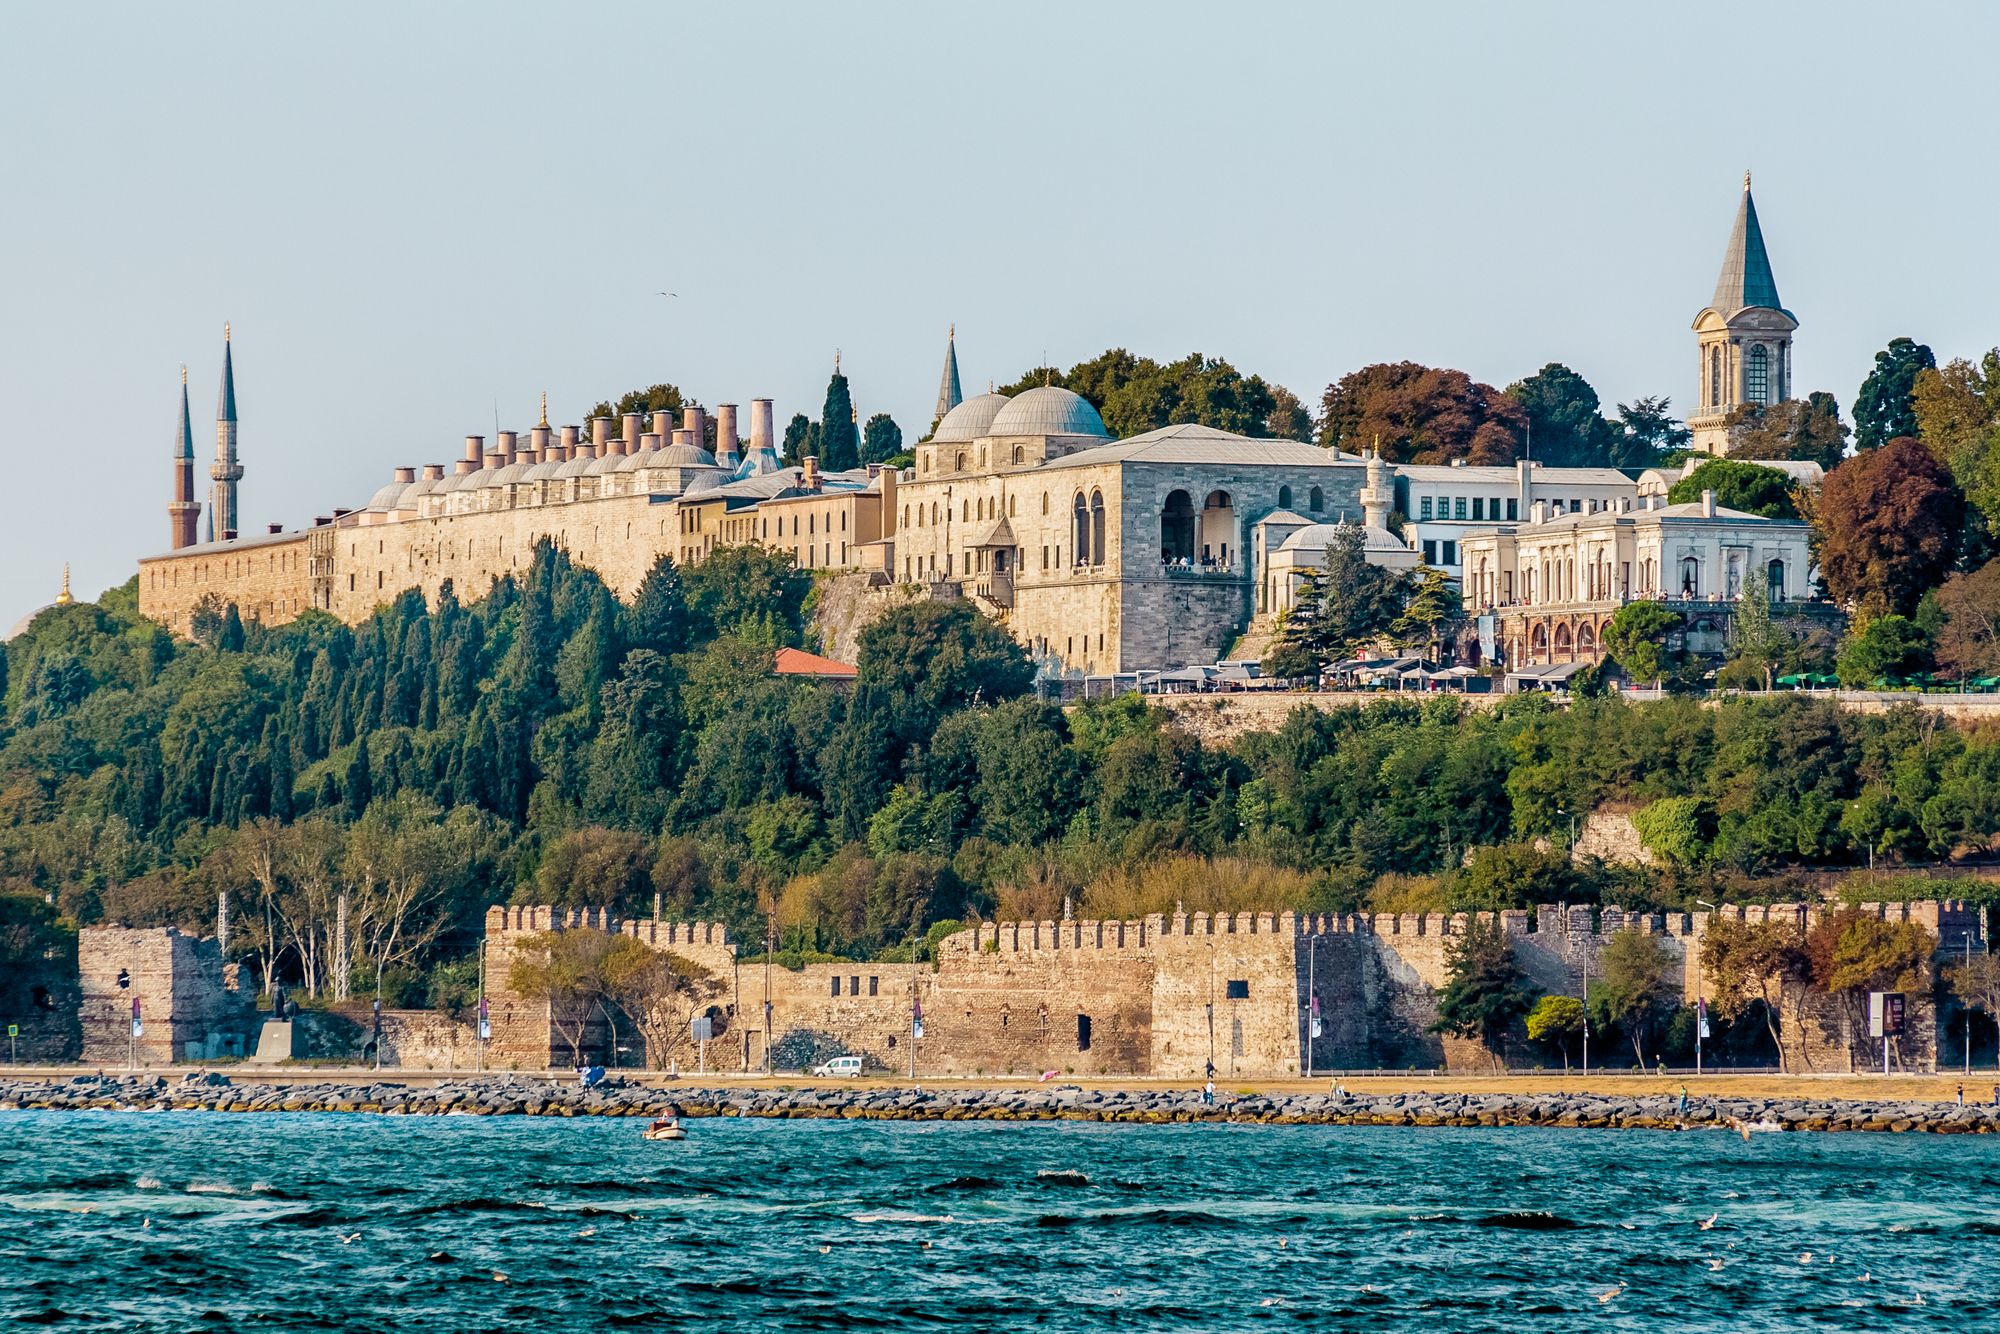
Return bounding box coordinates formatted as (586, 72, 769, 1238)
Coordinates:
(2, 1110, 1997, 1331)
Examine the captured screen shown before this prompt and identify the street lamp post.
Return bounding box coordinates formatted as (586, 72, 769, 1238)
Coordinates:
(1966, 932, 1975, 1077)
(1695, 900, 1717, 1076)
(1580, 947, 1589, 1077)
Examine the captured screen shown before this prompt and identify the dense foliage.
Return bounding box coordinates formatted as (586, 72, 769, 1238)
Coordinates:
(6, 552, 1999, 1008)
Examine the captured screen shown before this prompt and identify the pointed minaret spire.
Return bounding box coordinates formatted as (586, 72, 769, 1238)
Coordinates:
(539, 391, 550, 429)
(933, 324, 963, 423)
(210, 323, 244, 541)
(56, 564, 73, 606)
(1710, 171, 1786, 318)
(169, 364, 200, 549)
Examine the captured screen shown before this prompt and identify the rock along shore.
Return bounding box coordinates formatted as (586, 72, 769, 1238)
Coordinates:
(4, 1074, 1999, 1134)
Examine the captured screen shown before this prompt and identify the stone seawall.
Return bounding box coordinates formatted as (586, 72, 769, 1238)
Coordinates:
(7, 1075, 1997, 1135)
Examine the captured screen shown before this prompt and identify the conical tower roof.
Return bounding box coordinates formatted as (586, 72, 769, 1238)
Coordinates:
(175, 366, 194, 459)
(217, 323, 238, 421)
(934, 324, 963, 423)
(1709, 173, 1790, 319)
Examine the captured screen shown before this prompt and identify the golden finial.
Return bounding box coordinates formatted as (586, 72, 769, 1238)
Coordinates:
(948, 322, 955, 339)
(1743, 169, 1752, 191)
(834, 349, 841, 375)
(181, 364, 188, 385)
(56, 564, 73, 605)
(539, 391, 549, 428)
(224, 321, 231, 342)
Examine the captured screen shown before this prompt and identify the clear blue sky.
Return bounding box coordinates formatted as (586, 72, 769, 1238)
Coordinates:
(5, 1, 1997, 629)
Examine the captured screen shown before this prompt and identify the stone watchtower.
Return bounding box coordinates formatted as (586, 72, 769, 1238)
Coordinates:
(1687, 173, 1797, 456)
(208, 323, 243, 542)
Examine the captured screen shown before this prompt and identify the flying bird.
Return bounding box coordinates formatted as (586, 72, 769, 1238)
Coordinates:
(1707, 1259, 1726, 1271)
(339, 1232, 361, 1245)
(658, 292, 678, 298)
(1700, 1213, 1718, 1231)
(1597, 1284, 1626, 1304)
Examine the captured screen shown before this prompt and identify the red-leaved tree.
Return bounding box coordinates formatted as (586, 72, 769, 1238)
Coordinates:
(1815, 437, 1963, 616)
(1318, 362, 1527, 464)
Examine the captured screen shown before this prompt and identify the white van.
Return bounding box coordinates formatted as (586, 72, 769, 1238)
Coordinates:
(811, 1055, 864, 1078)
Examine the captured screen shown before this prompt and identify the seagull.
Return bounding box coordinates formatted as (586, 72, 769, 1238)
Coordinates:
(1597, 1284, 1626, 1304)
(1707, 1259, 1726, 1271)
(339, 1232, 362, 1245)
(657, 292, 678, 298)
(1798, 1251, 1814, 1264)
(1278, 1239, 1288, 1248)
(1858, 1271, 1871, 1283)
(575, 1227, 597, 1238)
(493, 1272, 509, 1283)
(142, 1218, 150, 1229)
(818, 1245, 831, 1255)
(1700, 1213, 1718, 1231)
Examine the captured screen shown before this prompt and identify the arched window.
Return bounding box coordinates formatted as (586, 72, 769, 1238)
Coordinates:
(1680, 556, 1701, 597)
(1308, 485, 1324, 513)
(1709, 347, 1722, 407)
(1766, 559, 1785, 599)
(1089, 490, 1107, 566)
(1577, 622, 1597, 653)
(1009, 495, 1017, 517)
(1160, 489, 1195, 564)
(1012, 445, 1024, 465)
(1554, 623, 1572, 655)
(1746, 345, 1769, 406)
(955, 451, 967, 472)
(1041, 493, 1049, 515)
(1072, 493, 1090, 565)
(1278, 485, 1293, 509)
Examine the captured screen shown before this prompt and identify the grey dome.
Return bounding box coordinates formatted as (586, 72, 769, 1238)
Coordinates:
(443, 468, 490, 492)
(486, 462, 533, 486)
(684, 471, 726, 495)
(398, 478, 437, 509)
(555, 456, 594, 478)
(523, 461, 562, 482)
(989, 386, 1106, 438)
(653, 444, 719, 468)
(367, 481, 411, 511)
(617, 448, 660, 473)
(584, 455, 623, 476)
(932, 391, 1011, 443)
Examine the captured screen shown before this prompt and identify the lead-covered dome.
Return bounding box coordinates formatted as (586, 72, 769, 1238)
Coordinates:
(932, 391, 1011, 443)
(989, 386, 1107, 438)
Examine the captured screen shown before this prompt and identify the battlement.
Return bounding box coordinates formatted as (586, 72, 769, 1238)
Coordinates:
(483, 905, 733, 951)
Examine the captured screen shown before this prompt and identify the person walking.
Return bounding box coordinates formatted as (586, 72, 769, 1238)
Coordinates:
(1201, 1079, 1215, 1107)
(1677, 1084, 1689, 1118)
(1956, 1083, 1964, 1107)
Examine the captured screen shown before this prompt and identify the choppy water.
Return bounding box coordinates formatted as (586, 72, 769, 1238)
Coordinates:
(3, 1111, 1998, 1331)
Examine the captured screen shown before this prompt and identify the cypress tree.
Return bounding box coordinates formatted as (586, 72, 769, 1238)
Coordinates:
(818, 369, 858, 470)
(343, 735, 372, 820)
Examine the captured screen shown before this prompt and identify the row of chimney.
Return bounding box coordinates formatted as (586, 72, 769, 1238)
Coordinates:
(413, 400, 774, 478)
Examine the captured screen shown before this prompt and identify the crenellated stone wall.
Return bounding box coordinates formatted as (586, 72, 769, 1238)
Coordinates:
(76, 927, 255, 1066)
(470, 900, 1983, 1076)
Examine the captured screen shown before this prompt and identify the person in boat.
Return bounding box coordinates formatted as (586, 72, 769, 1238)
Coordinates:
(649, 1116, 680, 1133)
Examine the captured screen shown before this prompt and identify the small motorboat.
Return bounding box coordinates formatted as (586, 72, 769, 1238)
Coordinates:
(643, 1119, 686, 1141)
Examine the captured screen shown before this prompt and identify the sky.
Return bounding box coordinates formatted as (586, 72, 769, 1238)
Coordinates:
(5, 1, 1998, 630)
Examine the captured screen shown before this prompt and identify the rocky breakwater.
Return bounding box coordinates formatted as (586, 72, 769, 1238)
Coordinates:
(5, 1073, 2000, 1134)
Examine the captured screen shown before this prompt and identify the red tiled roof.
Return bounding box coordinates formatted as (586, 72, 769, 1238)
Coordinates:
(773, 646, 858, 679)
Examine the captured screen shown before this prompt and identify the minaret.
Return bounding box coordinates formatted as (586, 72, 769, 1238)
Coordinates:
(210, 322, 243, 540)
(1360, 447, 1393, 531)
(933, 324, 963, 424)
(1687, 172, 1797, 456)
(169, 365, 201, 549)
(56, 564, 74, 606)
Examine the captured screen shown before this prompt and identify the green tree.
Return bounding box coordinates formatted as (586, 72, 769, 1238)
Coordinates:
(1608, 395, 1690, 466)
(1817, 438, 1965, 615)
(781, 413, 816, 465)
(1392, 565, 1465, 659)
(1701, 916, 1809, 1070)
(505, 927, 622, 1066)
(1835, 614, 1933, 686)
(1319, 362, 1527, 464)
(1668, 458, 1800, 519)
(533, 826, 656, 913)
(1913, 351, 2000, 532)
(1507, 363, 1617, 467)
(588, 383, 688, 429)
(1722, 571, 1795, 689)
(1272, 524, 1411, 668)
(1853, 337, 1936, 450)
(682, 546, 813, 645)
(861, 413, 903, 465)
(816, 368, 859, 471)
(999, 349, 1301, 441)
(1524, 993, 1585, 1069)
(1632, 796, 1708, 864)
(1727, 393, 1849, 470)
(1601, 600, 1683, 686)
(1945, 951, 2000, 1061)
(1590, 929, 1677, 1065)
(1429, 920, 1536, 1068)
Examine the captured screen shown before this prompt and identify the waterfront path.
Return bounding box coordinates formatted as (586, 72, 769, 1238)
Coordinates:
(7, 1071, 2000, 1133)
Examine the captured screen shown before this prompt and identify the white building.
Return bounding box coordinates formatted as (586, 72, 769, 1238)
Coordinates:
(1395, 460, 1638, 578)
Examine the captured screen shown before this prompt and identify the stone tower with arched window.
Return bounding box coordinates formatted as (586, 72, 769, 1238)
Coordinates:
(1687, 173, 1796, 457)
